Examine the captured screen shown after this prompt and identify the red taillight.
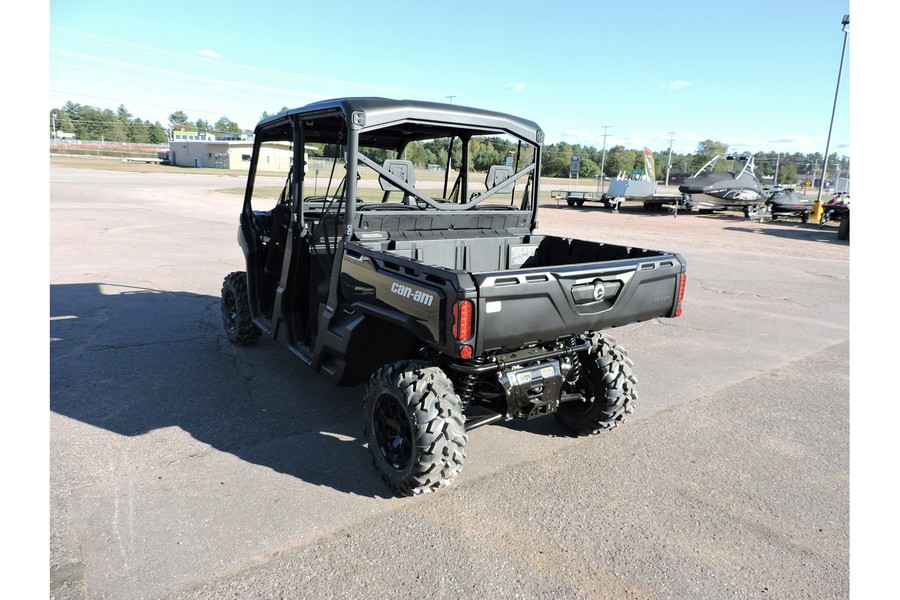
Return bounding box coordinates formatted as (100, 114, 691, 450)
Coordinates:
(452, 300, 474, 342)
(675, 273, 686, 317)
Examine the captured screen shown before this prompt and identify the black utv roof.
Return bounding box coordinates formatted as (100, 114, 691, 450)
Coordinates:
(256, 97, 544, 147)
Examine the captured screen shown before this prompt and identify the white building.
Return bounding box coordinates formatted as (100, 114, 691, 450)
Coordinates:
(167, 140, 293, 171)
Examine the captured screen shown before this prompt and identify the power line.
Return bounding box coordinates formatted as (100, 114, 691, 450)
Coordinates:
(57, 118, 164, 127)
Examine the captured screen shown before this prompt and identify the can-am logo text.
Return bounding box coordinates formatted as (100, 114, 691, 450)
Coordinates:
(391, 282, 434, 306)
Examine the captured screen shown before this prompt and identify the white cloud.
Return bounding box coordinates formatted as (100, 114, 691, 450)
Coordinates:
(765, 134, 821, 148)
(660, 80, 690, 90)
(505, 82, 527, 91)
(197, 49, 221, 59)
(771, 136, 831, 154)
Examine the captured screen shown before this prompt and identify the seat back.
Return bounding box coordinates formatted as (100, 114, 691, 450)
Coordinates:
(485, 165, 514, 193)
(379, 159, 416, 191)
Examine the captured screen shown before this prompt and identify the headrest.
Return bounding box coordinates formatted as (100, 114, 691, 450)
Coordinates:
(485, 165, 514, 192)
(379, 159, 416, 191)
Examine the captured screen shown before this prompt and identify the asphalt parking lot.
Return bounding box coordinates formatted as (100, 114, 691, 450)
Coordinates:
(49, 164, 849, 599)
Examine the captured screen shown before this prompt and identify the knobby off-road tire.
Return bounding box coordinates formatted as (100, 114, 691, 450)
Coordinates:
(221, 271, 261, 346)
(363, 361, 467, 496)
(555, 332, 637, 436)
(837, 215, 850, 240)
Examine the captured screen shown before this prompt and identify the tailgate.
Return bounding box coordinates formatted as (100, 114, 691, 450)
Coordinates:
(472, 255, 685, 350)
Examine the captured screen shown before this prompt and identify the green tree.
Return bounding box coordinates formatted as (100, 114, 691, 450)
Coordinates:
(101, 109, 128, 142)
(423, 138, 451, 168)
(361, 147, 393, 164)
(471, 139, 503, 171)
(148, 122, 169, 143)
(578, 156, 600, 178)
(834, 155, 850, 180)
(660, 150, 689, 181)
(801, 152, 824, 182)
(116, 104, 133, 124)
(777, 163, 797, 185)
(65, 104, 122, 141)
(752, 151, 774, 179)
(168, 111, 190, 130)
(404, 141, 435, 167)
(49, 109, 74, 138)
(603, 146, 637, 178)
(824, 152, 843, 183)
(695, 139, 728, 157)
(692, 140, 728, 172)
(128, 118, 151, 143)
(214, 116, 241, 134)
(66, 102, 91, 139)
(541, 142, 573, 177)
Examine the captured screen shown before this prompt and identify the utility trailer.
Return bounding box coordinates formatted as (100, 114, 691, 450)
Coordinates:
(600, 173, 689, 212)
(636, 193, 692, 212)
(552, 190, 603, 207)
(558, 148, 689, 212)
(555, 188, 688, 212)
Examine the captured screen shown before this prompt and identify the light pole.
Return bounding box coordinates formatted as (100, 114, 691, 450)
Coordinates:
(816, 14, 849, 205)
(665, 131, 676, 187)
(598, 125, 610, 195)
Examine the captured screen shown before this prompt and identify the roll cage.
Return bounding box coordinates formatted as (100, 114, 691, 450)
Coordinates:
(243, 97, 545, 240)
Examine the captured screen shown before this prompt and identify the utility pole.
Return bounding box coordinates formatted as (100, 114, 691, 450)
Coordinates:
(446, 93, 457, 104)
(816, 14, 849, 205)
(665, 131, 676, 187)
(598, 126, 610, 195)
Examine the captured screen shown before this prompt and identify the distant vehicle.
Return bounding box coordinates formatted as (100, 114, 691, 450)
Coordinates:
(767, 188, 813, 222)
(817, 193, 850, 240)
(679, 153, 767, 218)
(820, 193, 850, 224)
(820, 193, 850, 240)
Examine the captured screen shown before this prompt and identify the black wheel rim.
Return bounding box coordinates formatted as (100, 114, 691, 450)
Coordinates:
(222, 289, 238, 331)
(372, 393, 413, 470)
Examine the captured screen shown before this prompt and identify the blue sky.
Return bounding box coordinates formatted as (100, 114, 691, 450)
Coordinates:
(49, 0, 851, 156)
